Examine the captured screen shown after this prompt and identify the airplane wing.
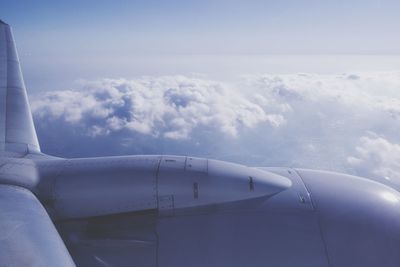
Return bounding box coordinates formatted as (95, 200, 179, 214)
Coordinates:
(0, 184, 75, 266)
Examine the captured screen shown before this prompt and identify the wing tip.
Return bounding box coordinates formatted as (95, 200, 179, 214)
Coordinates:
(0, 19, 8, 25)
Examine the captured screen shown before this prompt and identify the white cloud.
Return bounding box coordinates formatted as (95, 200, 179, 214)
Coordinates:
(32, 76, 285, 140)
(347, 134, 400, 181)
(32, 71, 400, 180)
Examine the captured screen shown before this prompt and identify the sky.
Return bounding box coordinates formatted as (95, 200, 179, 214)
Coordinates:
(1, 0, 400, 182)
(1, 0, 400, 91)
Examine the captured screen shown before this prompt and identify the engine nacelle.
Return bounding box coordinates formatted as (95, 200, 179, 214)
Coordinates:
(37, 156, 291, 219)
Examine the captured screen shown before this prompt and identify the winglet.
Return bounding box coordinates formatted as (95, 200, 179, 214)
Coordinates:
(0, 22, 40, 154)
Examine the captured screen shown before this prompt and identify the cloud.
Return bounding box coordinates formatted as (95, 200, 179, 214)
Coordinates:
(31, 72, 400, 180)
(32, 76, 285, 140)
(347, 134, 400, 182)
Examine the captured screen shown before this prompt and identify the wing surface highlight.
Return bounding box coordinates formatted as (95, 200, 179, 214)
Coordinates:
(0, 184, 75, 266)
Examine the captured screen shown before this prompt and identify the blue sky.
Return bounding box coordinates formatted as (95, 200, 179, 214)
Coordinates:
(2, 1, 400, 181)
(2, 0, 400, 92)
(3, 0, 400, 54)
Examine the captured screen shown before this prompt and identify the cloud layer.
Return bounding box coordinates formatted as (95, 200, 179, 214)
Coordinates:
(32, 76, 286, 139)
(32, 72, 400, 181)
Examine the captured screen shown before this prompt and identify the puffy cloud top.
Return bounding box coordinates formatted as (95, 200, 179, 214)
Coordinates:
(348, 134, 400, 183)
(32, 76, 285, 139)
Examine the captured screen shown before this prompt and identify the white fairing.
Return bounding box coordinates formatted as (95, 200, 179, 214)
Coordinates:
(158, 156, 292, 211)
